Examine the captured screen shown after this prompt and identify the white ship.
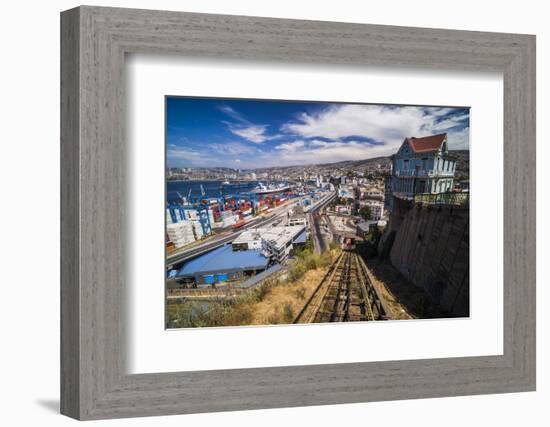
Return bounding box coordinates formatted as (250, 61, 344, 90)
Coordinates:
(250, 182, 291, 195)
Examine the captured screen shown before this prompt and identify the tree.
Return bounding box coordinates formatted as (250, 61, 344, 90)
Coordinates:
(359, 205, 372, 221)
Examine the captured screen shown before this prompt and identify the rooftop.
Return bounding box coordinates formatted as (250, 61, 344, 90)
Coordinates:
(357, 220, 387, 231)
(177, 244, 269, 278)
(293, 230, 307, 244)
(357, 221, 378, 231)
(233, 229, 263, 244)
(406, 133, 447, 153)
(259, 225, 306, 249)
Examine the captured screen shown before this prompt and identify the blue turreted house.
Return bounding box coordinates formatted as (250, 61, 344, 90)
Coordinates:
(385, 133, 457, 210)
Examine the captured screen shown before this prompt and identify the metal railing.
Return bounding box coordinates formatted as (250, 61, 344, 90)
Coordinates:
(413, 192, 469, 206)
(395, 169, 455, 178)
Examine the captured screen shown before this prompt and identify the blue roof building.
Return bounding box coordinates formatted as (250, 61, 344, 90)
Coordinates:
(176, 244, 269, 285)
(293, 230, 307, 244)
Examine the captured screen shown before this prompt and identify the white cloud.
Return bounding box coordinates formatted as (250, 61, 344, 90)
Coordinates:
(227, 123, 271, 144)
(218, 104, 277, 144)
(167, 145, 215, 167)
(275, 140, 306, 152)
(216, 130, 471, 169)
(282, 104, 429, 145)
(217, 105, 246, 122)
(426, 107, 457, 117)
(447, 127, 470, 150)
(280, 104, 469, 158)
(170, 104, 469, 169)
(264, 139, 399, 167)
(210, 141, 258, 156)
(431, 113, 469, 133)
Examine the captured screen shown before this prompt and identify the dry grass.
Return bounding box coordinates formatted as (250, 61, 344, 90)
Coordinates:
(166, 249, 339, 328)
(249, 267, 329, 325)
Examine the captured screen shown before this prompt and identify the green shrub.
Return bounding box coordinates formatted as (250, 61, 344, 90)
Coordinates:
(319, 252, 332, 268)
(289, 261, 307, 282)
(304, 254, 318, 270)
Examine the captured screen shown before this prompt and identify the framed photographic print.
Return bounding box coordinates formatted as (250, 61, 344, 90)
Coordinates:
(61, 6, 536, 420)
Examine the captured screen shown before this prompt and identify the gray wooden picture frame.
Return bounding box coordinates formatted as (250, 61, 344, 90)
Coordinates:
(60, 5, 536, 421)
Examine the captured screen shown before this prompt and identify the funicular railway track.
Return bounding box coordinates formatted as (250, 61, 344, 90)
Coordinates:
(294, 251, 388, 323)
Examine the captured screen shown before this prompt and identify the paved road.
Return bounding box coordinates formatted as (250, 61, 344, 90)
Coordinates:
(308, 193, 336, 254)
(310, 212, 327, 254)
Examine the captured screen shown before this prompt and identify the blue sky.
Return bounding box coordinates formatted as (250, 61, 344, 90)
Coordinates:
(166, 97, 469, 169)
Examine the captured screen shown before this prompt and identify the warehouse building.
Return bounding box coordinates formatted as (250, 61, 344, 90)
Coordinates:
(232, 225, 306, 262)
(288, 215, 307, 227)
(176, 244, 269, 286)
(260, 225, 306, 263)
(232, 229, 263, 251)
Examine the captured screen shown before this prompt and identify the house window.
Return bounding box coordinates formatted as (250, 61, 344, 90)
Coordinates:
(403, 159, 409, 170)
(422, 158, 428, 171)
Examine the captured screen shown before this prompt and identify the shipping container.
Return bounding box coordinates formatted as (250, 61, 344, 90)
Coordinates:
(203, 274, 215, 285)
(216, 273, 229, 282)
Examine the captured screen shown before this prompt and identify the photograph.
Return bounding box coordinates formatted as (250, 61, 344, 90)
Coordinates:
(165, 97, 470, 328)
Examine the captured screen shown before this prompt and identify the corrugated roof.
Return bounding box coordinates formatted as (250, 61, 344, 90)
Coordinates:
(239, 264, 283, 289)
(293, 230, 307, 244)
(177, 244, 269, 277)
(406, 133, 447, 153)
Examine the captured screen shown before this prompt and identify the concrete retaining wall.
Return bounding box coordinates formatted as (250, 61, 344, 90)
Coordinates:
(385, 197, 469, 316)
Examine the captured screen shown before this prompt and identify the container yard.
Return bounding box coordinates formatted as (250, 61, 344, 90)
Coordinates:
(165, 181, 305, 251)
(164, 180, 335, 292)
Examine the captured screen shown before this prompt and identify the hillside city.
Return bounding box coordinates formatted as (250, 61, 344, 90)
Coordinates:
(165, 133, 470, 327)
(167, 149, 469, 183)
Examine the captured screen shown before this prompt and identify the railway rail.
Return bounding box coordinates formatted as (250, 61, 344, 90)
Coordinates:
(294, 251, 388, 323)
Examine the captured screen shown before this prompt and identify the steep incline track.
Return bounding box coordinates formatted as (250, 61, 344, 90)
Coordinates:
(294, 251, 388, 323)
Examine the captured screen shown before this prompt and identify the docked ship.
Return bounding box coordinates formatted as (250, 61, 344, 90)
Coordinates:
(250, 182, 291, 195)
